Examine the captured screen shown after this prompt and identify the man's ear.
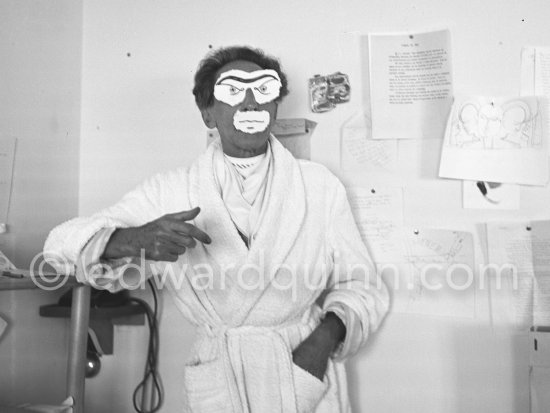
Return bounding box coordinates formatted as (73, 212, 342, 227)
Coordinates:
(200, 108, 216, 129)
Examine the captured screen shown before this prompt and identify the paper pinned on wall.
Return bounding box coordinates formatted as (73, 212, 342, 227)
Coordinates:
(0, 315, 7, 340)
(520, 46, 537, 97)
(487, 222, 536, 329)
(206, 118, 316, 160)
(340, 111, 398, 176)
(392, 228, 476, 318)
(462, 180, 520, 210)
(346, 186, 406, 265)
(0, 137, 16, 226)
(521, 46, 550, 155)
(486, 221, 550, 329)
(532, 220, 550, 327)
(348, 187, 476, 318)
(439, 96, 549, 186)
(367, 28, 453, 140)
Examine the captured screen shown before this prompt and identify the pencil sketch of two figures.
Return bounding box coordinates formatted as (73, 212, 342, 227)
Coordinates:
(447, 97, 543, 150)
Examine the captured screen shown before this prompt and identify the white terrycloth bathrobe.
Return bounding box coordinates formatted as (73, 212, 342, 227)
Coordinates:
(44, 136, 389, 413)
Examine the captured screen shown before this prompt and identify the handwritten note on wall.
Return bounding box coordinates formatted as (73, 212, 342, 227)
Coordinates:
(487, 221, 550, 329)
(340, 112, 397, 176)
(347, 186, 406, 264)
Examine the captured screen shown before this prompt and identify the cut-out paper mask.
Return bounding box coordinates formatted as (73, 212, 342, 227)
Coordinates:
(214, 69, 282, 107)
(233, 110, 271, 133)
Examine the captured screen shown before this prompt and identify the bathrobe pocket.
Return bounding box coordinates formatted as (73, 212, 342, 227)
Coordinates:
(183, 359, 231, 413)
(291, 362, 329, 413)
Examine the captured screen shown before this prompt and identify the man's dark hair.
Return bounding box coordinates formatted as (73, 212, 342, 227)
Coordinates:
(192, 46, 289, 110)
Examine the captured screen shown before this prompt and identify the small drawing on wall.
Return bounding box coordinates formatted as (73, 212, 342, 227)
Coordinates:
(446, 98, 542, 150)
(439, 95, 548, 186)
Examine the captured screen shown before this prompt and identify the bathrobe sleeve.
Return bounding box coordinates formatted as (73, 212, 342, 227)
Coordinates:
(43, 171, 178, 291)
(321, 180, 390, 361)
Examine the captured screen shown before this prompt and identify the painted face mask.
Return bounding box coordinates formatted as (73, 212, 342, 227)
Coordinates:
(213, 69, 282, 106)
(233, 110, 271, 133)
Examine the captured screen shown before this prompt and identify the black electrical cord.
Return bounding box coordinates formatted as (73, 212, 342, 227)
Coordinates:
(130, 279, 163, 413)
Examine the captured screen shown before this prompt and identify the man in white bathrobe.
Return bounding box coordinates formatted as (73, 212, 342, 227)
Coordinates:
(44, 46, 389, 412)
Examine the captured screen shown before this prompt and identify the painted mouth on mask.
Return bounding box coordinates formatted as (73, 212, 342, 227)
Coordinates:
(233, 110, 270, 134)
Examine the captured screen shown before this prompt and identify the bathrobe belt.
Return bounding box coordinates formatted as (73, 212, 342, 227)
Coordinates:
(197, 309, 327, 413)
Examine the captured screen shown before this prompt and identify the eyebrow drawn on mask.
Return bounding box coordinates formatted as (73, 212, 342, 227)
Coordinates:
(216, 74, 278, 84)
(215, 69, 280, 84)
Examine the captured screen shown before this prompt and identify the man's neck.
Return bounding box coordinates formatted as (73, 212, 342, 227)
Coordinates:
(221, 142, 269, 158)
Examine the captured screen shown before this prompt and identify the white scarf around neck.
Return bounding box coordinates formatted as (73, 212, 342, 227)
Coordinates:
(213, 142, 272, 246)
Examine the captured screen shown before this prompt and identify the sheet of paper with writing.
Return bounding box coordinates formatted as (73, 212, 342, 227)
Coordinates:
(486, 222, 534, 329)
(346, 186, 406, 265)
(348, 187, 476, 317)
(521, 46, 550, 155)
(532, 220, 550, 326)
(340, 111, 397, 182)
(367, 29, 453, 140)
(486, 221, 550, 329)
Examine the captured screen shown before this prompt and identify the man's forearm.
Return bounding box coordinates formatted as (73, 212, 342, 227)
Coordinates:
(291, 311, 347, 380)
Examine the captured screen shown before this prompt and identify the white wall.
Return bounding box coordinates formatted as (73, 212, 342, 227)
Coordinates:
(0, 0, 82, 406)
(77, 0, 550, 412)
